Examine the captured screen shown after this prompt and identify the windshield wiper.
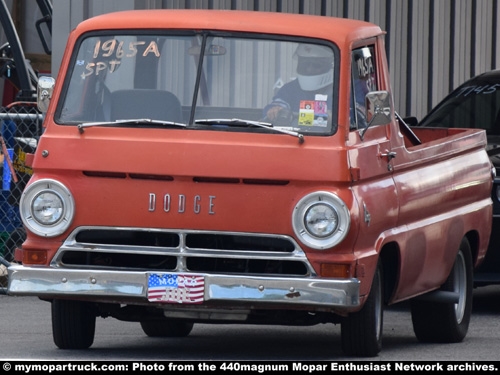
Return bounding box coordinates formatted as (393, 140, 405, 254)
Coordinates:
(78, 118, 187, 133)
(78, 117, 305, 143)
(194, 118, 304, 143)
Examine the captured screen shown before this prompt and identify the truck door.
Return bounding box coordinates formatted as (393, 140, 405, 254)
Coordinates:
(347, 45, 399, 252)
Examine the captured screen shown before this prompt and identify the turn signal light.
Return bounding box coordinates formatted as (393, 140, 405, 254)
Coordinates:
(320, 263, 351, 278)
(23, 250, 48, 265)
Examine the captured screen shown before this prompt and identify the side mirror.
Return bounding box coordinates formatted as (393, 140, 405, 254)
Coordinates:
(365, 91, 392, 125)
(360, 90, 392, 140)
(37, 76, 55, 113)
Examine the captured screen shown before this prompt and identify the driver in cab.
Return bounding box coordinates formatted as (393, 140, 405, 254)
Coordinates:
(263, 44, 334, 127)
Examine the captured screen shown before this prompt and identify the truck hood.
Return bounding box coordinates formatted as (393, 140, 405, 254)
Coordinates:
(34, 128, 349, 181)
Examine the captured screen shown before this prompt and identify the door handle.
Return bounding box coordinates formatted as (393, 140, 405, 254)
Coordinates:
(380, 150, 397, 160)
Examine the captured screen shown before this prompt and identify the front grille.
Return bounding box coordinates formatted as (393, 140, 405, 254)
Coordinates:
(55, 227, 312, 276)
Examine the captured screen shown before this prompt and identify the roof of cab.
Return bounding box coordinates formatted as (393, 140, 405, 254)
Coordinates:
(73, 9, 384, 47)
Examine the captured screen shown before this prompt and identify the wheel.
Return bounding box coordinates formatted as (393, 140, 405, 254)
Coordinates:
(410, 237, 473, 343)
(140, 319, 194, 337)
(341, 260, 383, 357)
(263, 108, 296, 126)
(52, 299, 96, 349)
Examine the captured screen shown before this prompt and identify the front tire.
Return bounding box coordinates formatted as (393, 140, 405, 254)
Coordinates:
(341, 260, 384, 357)
(410, 237, 473, 343)
(52, 299, 96, 349)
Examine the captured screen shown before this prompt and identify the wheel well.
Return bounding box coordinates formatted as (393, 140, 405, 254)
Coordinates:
(378, 242, 399, 305)
(378, 232, 479, 305)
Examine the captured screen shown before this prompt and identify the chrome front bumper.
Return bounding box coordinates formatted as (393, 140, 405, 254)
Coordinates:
(8, 265, 360, 308)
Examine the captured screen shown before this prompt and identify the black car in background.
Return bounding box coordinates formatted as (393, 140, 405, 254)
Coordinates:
(416, 70, 500, 287)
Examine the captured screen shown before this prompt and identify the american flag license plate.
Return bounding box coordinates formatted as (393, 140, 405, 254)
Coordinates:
(147, 273, 205, 304)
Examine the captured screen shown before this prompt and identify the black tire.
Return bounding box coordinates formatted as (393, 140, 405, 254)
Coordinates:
(410, 237, 473, 343)
(52, 299, 96, 349)
(140, 320, 194, 337)
(341, 260, 384, 357)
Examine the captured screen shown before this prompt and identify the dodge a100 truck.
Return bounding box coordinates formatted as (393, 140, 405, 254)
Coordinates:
(5, 10, 493, 357)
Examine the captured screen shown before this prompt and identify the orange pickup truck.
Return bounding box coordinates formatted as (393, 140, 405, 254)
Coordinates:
(6, 10, 493, 357)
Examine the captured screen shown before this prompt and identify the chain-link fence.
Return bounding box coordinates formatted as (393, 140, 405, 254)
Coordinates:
(0, 102, 42, 293)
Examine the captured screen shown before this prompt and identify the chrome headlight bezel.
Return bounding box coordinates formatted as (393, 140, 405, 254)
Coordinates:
(20, 179, 75, 237)
(292, 191, 350, 250)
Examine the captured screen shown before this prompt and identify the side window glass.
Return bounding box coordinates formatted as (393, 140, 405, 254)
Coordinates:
(350, 46, 378, 130)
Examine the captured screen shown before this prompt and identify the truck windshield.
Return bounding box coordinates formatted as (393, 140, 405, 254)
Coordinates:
(56, 32, 339, 135)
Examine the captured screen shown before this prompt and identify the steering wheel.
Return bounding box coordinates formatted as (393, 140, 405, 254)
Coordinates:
(263, 107, 294, 127)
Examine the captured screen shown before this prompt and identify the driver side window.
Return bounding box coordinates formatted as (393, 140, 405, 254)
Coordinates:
(350, 46, 378, 130)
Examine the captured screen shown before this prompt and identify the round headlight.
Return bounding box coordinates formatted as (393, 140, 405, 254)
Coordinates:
(32, 191, 64, 225)
(20, 179, 75, 237)
(304, 203, 338, 238)
(292, 191, 350, 250)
